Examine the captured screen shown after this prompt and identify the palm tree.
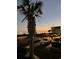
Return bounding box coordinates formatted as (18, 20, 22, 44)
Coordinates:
(17, 0, 43, 59)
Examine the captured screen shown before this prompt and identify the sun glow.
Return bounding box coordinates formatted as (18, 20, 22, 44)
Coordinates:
(36, 28, 48, 33)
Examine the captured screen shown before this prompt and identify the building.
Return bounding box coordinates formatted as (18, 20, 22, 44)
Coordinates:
(51, 26, 61, 36)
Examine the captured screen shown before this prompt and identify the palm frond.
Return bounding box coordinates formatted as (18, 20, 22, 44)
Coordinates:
(17, 5, 22, 9)
(30, 3, 34, 12)
(38, 8, 43, 15)
(34, 1, 43, 11)
(17, 5, 28, 15)
(17, 5, 25, 11)
(23, 11, 28, 15)
(35, 14, 40, 17)
(30, 1, 43, 16)
(21, 16, 27, 23)
(23, 0, 30, 6)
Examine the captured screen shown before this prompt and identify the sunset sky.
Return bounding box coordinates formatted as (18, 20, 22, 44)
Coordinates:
(17, 0, 61, 34)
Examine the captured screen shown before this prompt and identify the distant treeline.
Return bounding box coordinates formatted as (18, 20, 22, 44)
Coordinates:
(17, 33, 53, 37)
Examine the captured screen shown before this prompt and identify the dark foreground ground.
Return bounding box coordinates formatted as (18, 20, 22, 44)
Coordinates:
(17, 42, 61, 59)
(34, 46, 61, 59)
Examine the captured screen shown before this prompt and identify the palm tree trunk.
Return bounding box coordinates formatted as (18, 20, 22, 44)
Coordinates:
(29, 35, 34, 59)
(28, 16, 36, 59)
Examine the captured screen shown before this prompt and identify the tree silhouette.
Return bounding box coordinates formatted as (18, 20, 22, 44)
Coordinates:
(17, 0, 43, 59)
